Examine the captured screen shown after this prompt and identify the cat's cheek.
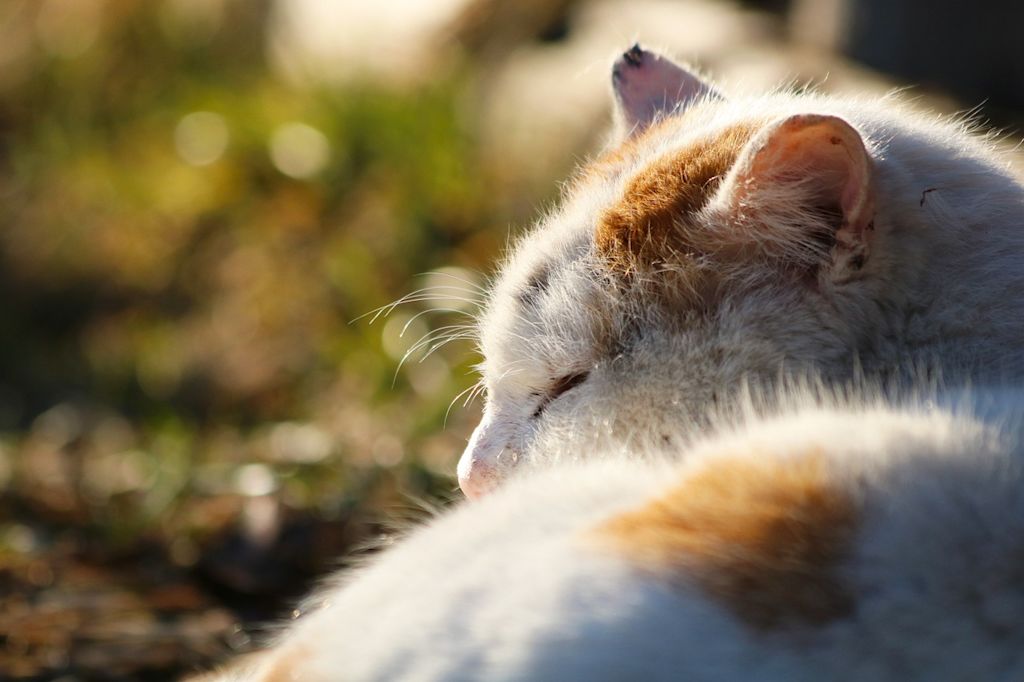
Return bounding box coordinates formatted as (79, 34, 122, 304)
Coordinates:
(457, 411, 521, 499)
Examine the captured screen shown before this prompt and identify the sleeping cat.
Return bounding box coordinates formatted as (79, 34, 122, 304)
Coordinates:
(458, 44, 1024, 498)
(191, 47, 1024, 680)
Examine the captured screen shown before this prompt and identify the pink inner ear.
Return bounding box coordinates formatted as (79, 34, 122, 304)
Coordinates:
(749, 115, 874, 236)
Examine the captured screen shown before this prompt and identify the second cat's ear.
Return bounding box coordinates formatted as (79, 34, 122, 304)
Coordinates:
(713, 114, 875, 277)
(612, 44, 720, 137)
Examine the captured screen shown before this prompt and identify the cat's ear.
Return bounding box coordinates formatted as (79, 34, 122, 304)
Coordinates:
(714, 114, 874, 276)
(612, 44, 720, 137)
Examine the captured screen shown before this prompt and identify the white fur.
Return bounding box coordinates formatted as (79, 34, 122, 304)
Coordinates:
(194, 50, 1024, 680)
(203, 390, 1024, 680)
(459, 57, 1024, 495)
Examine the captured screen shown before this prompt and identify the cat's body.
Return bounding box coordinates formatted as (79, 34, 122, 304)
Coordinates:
(194, 47, 1024, 680)
(203, 391, 1024, 681)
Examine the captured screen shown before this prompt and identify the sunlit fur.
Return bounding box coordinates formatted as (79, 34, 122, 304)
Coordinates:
(461, 67, 1024, 492)
(200, 389, 1024, 681)
(195, 50, 1024, 680)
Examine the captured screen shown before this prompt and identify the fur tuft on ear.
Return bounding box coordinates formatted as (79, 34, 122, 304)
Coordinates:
(712, 114, 875, 277)
(612, 44, 720, 137)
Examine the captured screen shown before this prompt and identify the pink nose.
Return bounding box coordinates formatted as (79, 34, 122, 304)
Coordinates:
(457, 454, 501, 500)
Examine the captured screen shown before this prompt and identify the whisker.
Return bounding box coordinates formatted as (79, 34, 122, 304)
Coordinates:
(415, 330, 477, 362)
(495, 366, 524, 383)
(400, 310, 476, 337)
(465, 380, 487, 407)
(445, 379, 484, 426)
(373, 292, 483, 321)
(394, 327, 476, 384)
(352, 286, 486, 325)
(417, 270, 489, 295)
(407, 326, 477, 354)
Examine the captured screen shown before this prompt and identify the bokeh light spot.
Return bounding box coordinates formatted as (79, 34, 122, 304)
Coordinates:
(174, 111, 230, 166)
(233, 463, 278, 497)
(269, 122, 330, 179)
(422, 267, 483, 312)
(268, 422, 332, 463)
(381, 313, 428, 363)
(36, 0, 104, 58)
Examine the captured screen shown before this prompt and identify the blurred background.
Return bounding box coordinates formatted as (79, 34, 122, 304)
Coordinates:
(2, 0, 1023, 679)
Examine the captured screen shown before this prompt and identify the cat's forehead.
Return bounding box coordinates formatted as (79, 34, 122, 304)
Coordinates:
(480, 103, 765, 370)
(481, 211, 601, 375)
(479, 94, 864, 379)
(596, 122, 761, 266)
(501, 105, 762, 291)
(502, 101, 756, 281)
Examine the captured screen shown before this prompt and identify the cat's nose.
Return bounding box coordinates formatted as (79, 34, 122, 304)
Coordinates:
(458, 413, 518, 499)
(457, 453, 501, 500)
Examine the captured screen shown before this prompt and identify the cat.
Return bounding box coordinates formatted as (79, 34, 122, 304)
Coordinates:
(197, 391, 1024, 681)
(457, 44, 1024, 498)
(191, 46, 1024, 680)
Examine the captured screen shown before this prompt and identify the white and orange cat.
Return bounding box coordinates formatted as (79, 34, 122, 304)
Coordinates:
(458, 44, 1024, 498)
(195, 47, 1024, 680)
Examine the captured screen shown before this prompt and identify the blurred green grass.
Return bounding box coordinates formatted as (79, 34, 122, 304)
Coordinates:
(0, 1, 601, 677)
(7, 0, 1021, 678)
(0, 1, 521, 582)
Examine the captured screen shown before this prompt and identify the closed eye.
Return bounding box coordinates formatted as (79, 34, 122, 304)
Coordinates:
(531, 371, 589, 418)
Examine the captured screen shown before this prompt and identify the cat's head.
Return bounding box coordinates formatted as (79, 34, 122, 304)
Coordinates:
(459, 45, 894, 499)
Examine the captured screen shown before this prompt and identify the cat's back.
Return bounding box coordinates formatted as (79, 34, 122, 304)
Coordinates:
(218, 390, 1024, 681)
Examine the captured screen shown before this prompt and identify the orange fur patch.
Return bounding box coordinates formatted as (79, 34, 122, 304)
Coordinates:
(595, 123, 759, 266)
(593, 451, 857, 630)
(586, 114, 685, 175)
